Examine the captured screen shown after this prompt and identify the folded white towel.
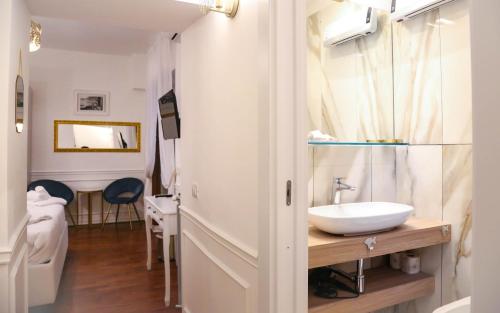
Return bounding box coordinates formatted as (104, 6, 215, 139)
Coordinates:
(308, 130, 337, 142)
(27, 187, 51, 202)
(31, 197, 67, 207)
(28, 215, 52, 225)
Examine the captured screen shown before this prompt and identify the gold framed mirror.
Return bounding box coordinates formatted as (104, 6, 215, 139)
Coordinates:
(54, 120, 141, 153)
(15, 75, 24, 133)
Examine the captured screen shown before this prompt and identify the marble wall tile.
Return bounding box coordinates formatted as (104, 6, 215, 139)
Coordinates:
(355, 13, 395, 141)
(395, 145, 443, 312)
(396, 145, 443, 220)
(393, 11, 443, 145)
(372, 147, 397, 202)
(440, 0, 473, 144)
(308, 4, 358, 139)
(308, 147, 315, 207)
(313, 147, 371, 206)
(308, 4, 394, 141)
(442, 145, 472, 303)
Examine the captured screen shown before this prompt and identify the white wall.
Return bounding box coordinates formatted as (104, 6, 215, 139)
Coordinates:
(470, 0, 500, 311)
(0, 0, 31, 311)
(29, 48, 147, 224)
(179, 1, 263, 312)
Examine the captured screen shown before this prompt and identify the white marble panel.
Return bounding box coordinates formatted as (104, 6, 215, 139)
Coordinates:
(440, 0, 473, 144)
(308, 147, 315, 207)
(372, 146, 397, 202)
(395, 145, 443, 312)
(396, 145, 443, 219)
(313, 147, 371, 206)
(442, 145, 472, 303)
(316, 3, 360, 140)
(355, 13, 395, 141)
(307, 13, 329, 132)
(393, 11, 443, 144)
(308, 4, 394, 141)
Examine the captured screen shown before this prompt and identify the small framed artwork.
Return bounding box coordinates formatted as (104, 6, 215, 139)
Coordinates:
(74, 90, 110, 115)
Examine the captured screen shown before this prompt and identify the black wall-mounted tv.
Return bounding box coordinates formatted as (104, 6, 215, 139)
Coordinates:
(158, 89, 180, 140)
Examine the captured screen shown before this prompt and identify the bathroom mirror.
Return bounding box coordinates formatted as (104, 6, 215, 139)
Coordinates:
(54, 120, 141, 152)
(307, 2, 395, 142)
(15, 75, 24, 133)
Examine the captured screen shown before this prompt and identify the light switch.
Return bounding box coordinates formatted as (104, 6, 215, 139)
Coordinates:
(192, 183, 199, 199)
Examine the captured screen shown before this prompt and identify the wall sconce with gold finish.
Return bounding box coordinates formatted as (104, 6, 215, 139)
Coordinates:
(178, 0, 239, 18)
(29, 20, 42, 52)
(201, 0, 239, 18)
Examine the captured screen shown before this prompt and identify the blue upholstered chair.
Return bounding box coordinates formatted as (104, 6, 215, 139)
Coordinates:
(102, 177, 144, 230)
(28, 179, 76, 224)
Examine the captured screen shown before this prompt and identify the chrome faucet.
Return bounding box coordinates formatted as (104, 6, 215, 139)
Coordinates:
(332, 177, 356, 205)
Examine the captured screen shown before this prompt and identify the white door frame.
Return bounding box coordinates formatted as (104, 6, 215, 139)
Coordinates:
(260, 0, 308, 312)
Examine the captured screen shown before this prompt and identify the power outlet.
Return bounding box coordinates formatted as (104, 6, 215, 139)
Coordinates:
(192, 183, 199, 199)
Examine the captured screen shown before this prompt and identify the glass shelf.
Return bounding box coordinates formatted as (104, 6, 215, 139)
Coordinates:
(308, 141, 409, 146)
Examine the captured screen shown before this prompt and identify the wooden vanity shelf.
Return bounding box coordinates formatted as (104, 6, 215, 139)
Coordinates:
(309, 266, 434, 313)
(309, 218, 451, 268)
(308, 218, 451, 313)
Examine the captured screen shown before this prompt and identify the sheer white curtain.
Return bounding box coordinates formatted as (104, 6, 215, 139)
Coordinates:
(145, 33, 176, 194)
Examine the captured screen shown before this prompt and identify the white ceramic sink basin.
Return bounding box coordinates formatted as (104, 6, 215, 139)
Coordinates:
(308, 202, 414, 235)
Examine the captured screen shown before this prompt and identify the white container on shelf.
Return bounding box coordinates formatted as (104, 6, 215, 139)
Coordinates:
(390, 252, 402, 270)
(401, 252, 420, 275)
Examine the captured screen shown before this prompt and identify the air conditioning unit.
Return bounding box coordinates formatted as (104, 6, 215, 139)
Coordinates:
(324, 7, 378, 47)
(390, 0, 457, 22)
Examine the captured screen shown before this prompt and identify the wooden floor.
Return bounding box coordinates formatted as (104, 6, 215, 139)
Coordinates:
(30, 222, 181, 313)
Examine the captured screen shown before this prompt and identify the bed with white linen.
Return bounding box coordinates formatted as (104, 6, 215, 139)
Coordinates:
(27, 191, 69, 307)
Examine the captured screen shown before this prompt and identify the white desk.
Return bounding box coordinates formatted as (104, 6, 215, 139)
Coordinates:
(144, 196, 178, 307)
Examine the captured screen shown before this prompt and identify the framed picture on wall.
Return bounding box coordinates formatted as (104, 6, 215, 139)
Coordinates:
(74, 90, 110, 115)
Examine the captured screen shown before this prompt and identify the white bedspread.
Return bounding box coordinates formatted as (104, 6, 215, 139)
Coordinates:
(27, 200, 66, 264)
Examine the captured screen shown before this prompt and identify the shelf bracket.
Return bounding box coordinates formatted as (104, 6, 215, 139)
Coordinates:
(364, 237, 377, 251)
(442, 225, 450, 237)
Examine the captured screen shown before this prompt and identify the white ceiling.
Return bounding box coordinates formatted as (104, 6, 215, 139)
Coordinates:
(27, 0, 202, 55)
(26, 0, 203, 32)
(34, 16, 158, 55)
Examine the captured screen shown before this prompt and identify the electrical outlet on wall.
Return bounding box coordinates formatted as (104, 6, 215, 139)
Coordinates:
(192, 183, 199, 199)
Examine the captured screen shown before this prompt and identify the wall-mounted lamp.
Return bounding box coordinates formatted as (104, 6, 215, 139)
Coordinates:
(177, 0, 239, 18)
(29, 20, 42, 52)
(201, 0, 239, 18)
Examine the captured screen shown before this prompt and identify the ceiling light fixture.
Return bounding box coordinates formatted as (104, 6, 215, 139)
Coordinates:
(29, 20, 42, 52)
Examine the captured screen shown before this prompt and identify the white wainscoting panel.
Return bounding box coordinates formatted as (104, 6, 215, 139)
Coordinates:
(181, 206, 258, 267)
(10, 244, 28, 313)
(0, 217, 29, 313)
(30, 169, 145, 225)
(181, 207, 258, 313)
